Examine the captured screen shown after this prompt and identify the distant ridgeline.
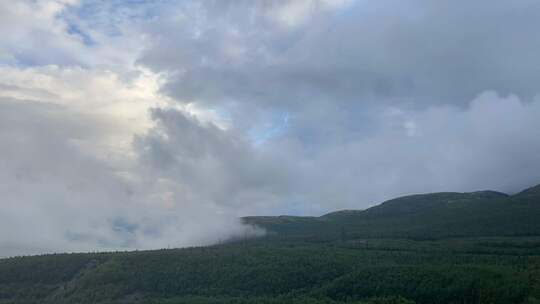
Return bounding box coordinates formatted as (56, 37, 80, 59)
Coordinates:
(2, 184, 540, 304)
(244, 184, 540, 240)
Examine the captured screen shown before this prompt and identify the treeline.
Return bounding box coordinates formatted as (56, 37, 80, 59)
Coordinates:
(244, 190, 540, 240)
(2, 237, 540, 303)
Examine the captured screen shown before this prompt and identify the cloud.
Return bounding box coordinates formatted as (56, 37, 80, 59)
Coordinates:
(0, 0, 268, 256)
(134, 108, 297, 215)
(0, 0, 146, 68)
(0, 97, 263, 257)
(134, 91, 540, 216)
(2, 0, 540, 256)
(0, 0, 87, 66)
(140, 0, 540, 114)
(0, 65, 170, 167)
(133, 0, 540, 213)
(287, 92, 540, 212)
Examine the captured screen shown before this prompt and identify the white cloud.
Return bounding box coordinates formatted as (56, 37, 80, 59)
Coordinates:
(0, 97, 264, 257)
(0, 0, 83, 65)
(0, 65, 166, 164)
(0, 0, 147, 68)
(268, 0, 353, 28)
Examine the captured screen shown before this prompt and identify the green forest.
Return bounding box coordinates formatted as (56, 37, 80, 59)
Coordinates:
(2, 184, 540, 304)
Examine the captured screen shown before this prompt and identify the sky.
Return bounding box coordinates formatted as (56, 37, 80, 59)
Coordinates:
(2, 0, 540, 257)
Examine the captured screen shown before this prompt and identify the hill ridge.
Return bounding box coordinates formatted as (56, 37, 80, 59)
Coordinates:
(244, 183, 540, 239)
(516, 183, 540, 196)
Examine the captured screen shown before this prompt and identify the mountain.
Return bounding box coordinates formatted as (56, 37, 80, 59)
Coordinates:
(244, 186, 540, 240)
(517, 183, 540, 196)
(2, 183, 540, 304)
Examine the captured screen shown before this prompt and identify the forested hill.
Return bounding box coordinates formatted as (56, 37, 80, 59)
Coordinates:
(243, 185, 540, 239)
(2, 183, 540, 304)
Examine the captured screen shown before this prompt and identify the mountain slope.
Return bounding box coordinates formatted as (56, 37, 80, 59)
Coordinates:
(2, 183, 540, 303)
(244, 186, 540, 240)
(3, 236, 540, 304)
(517, 183, 540, 196)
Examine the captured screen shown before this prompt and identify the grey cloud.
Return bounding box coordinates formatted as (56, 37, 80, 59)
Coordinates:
(132, 1, 540, 216)
(133, 92, 540, 216)
(134, 108, 297, 213)
(140, 0, 540, 112)
(289, 92, 540, 212)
